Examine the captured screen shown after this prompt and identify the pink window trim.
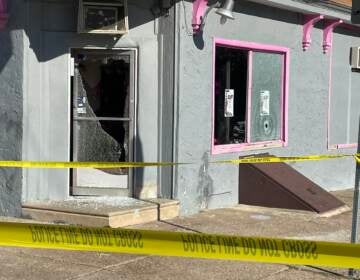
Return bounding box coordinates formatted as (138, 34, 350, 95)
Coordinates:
(329, 143, 358, 150)
(211, 38, 289, 155)
(214, 140, 285, 154)
(0, 0, 8, 30)
(245, 51, 252, 143)
(0, 0, 7, 13)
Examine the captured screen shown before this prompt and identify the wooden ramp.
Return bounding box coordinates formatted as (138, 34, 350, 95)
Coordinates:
(239, 161, 347, 214)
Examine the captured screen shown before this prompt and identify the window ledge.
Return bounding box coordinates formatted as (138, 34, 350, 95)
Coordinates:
(328, 143, 358, 150)
(212, 140, 286, 155)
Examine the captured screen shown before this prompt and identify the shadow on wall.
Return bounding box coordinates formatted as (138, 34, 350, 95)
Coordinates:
(2, 0, 168, 201)
(350, 118, 360, 247)
(0, 0, 23, 217)
(197, 152, 214, 209)
(0, 31, 11, 73)
(134, 136, 144, 198)
(6, 0, 358, 76)
(16, 0, 160, 63)
(3, 0, 309, 66)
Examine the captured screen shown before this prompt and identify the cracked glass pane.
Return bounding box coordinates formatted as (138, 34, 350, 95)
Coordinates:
(250, 52, 282, 143)
(74, 55, 130, 119)
(73, 55, 130, 176)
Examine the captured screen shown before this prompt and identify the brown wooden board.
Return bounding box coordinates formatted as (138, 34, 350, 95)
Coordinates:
(239, 161, 345, 213)
(330, 0, 352, 7)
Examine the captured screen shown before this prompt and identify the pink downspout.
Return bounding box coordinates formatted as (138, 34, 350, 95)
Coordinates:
(246, 51, 253, 143)
(302, 14, 324, 51)
(323, 19, 343, 54)
(192, 0, 208, 33)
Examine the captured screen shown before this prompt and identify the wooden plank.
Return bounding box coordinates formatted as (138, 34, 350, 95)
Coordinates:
(329, 0, 352, 7)
(239, 161, 346, 214)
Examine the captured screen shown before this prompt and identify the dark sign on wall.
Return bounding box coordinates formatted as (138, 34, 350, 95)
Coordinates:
(352, 0, 360, 23)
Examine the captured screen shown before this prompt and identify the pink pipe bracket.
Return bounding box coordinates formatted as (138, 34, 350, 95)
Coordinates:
(192, 0, 208, 33)
(0, 0, 9, 30)
(302, 14, 324, 51)
(323, 19, 343, 54)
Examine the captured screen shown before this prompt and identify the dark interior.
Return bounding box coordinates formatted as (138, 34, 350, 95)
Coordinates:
(214, 46, 248, 145)
(75, 53, 130, 163)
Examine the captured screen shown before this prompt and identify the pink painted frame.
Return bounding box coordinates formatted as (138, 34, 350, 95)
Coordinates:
(0, 0, 8, 30)
(331, 143, 358, 149)
(211, 38, 290, 155)
(192, 0, 208, 33)
(245, 51, 253, 143)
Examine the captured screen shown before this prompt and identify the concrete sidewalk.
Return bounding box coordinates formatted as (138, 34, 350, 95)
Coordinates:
(0, 189, 357, 280)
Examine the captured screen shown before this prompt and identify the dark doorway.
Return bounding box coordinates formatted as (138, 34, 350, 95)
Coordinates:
(214, 46, 248, 145)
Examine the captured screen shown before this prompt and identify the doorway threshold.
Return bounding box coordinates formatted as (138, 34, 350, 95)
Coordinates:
(22, 197, 179, 228)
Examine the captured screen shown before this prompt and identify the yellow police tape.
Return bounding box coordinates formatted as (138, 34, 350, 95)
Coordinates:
(0, 222, 359, 269)
(0, 153, 358, 168)
(355, 154, 360, 163)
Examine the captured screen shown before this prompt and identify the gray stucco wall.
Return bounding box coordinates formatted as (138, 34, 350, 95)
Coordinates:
(174, 0, 360, 215)
(158, 6, 175, 199)
(22, 0, 164, 201)
(330, 27, 360, 146)
(3, 0, 358, 217)
(0, 0, 24, 216)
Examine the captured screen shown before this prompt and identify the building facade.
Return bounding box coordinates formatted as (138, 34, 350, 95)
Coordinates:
(0, 0, 359, 217)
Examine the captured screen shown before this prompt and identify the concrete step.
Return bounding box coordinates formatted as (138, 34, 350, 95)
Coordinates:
(22, 197, 179, 228)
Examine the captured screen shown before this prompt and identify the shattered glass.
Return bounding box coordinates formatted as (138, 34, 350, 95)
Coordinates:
(73, 57, 130, 175)
(250, 52, 282, 143)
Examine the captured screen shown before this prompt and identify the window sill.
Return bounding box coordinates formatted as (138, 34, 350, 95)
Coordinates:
(212, 140, 286, 155)
(328, 143, 358, 150)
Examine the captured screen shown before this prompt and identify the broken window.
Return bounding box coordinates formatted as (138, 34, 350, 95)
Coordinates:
(213, 41, 288, 153)
(214, 47, 248, 145)
(250, 51, 282, 143)
(72, 53, 131, 175)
